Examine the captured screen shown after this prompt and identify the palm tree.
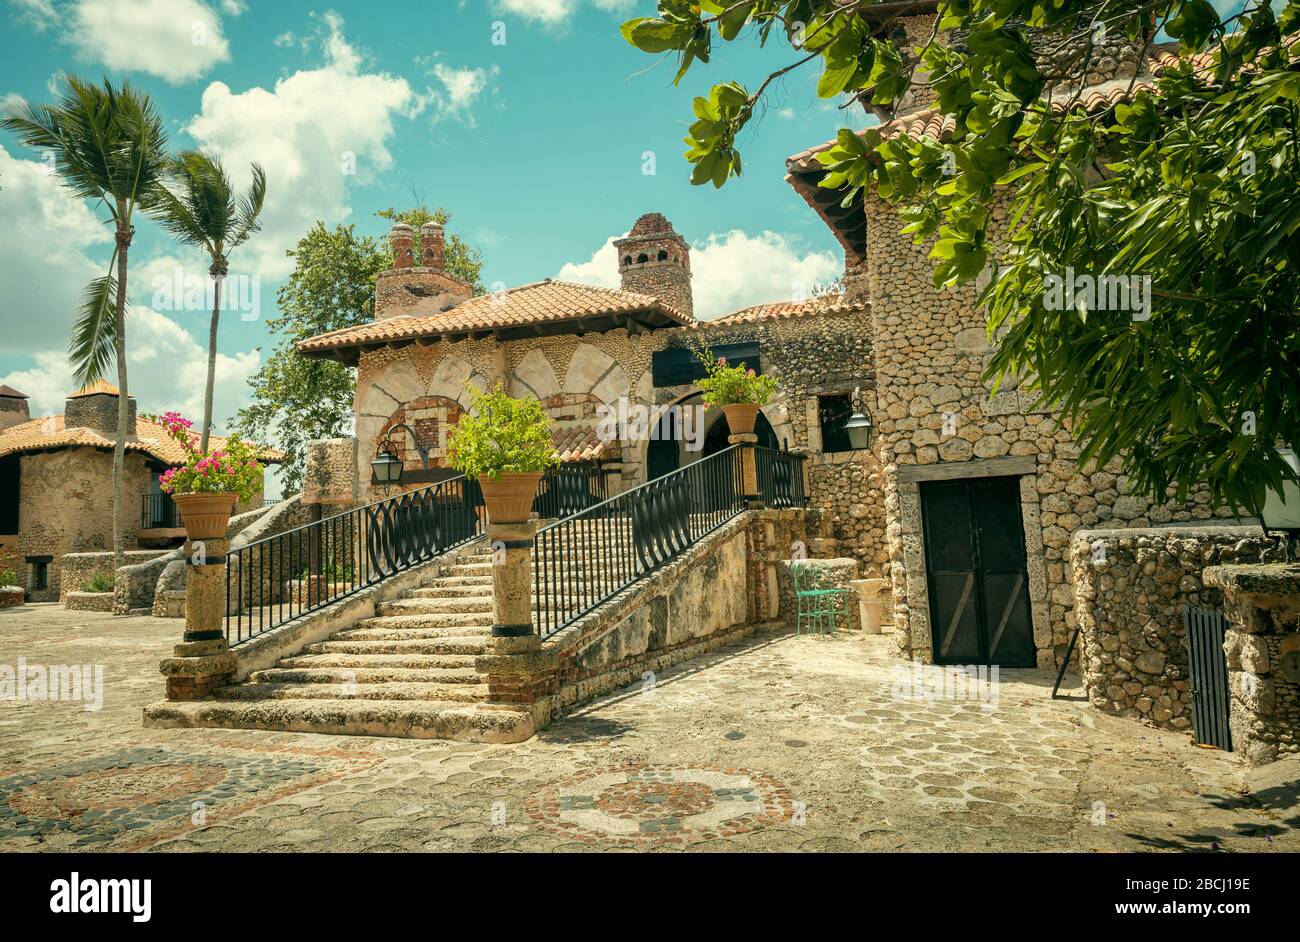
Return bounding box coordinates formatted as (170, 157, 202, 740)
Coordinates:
(1, 74, 168, 569)
(151, 152, 266, 452)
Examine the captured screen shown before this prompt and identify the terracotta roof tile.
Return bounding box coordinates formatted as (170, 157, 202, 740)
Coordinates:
(298, 280, 694, 359)
(0, 414, 284, 464)
(551, 425, 613, 463)
(704, 293, 858, 327)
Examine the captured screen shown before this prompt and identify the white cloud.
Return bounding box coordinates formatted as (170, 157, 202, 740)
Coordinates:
(220, 0, 245, 14)
(494, 0, 634, 26)
(429, 63, 499, 122)
(0, 144, 112, 358)
(558, 229, 841, 320)
(66, 0, 231, 84)
(184, 13, 421, 279)
(1, 304, 260, 434)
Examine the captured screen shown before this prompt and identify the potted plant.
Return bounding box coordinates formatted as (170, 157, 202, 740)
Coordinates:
(447, 384, 559, 524)
(154, 411, 264, 540)
(693, 343, 778, 436)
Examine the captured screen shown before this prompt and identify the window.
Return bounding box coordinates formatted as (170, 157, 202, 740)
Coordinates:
(817, 394, 855, 454)
(28, 557, 50, 591)
(657, 250, 669, 261)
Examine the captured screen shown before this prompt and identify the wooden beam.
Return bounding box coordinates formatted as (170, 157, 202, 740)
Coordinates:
(897, 455, 1038, 484)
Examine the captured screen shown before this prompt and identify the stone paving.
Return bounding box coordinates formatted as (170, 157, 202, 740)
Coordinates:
(2, 602, 1299, 852)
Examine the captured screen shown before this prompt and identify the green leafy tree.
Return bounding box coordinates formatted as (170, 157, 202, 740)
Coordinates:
(2, 74, 168, 568)
(232, 207, 483, 492)
(622, 1, 1300, 516)
(150, 151, 267, 453)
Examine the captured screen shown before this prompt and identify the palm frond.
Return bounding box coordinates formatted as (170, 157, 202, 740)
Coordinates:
(232, 162, 268, 248)
(69, 261, 119, 387)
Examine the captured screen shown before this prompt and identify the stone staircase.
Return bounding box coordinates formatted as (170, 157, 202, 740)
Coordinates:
(144, 541, 536, 742)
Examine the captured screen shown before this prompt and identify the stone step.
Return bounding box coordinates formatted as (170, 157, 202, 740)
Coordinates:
(350, 615, 493, 635)
(279, 652, 478, 670)
(305, 636, 490, 656)
(248, 666, 483, 685)
(404, 584, 494, 599)
(144, 698, 535, 742)
(339, 626, 493, 642)
(216, 681, 489, 702)
(373, 602, 489, 622)
(389, 595, 493, 613)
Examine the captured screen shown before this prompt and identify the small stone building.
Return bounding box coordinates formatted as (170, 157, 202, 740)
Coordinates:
(0, 380, 271, 601)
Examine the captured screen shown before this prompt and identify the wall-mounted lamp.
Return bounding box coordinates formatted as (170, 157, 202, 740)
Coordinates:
(843, 386, 873, 451)
(369, 422, 431, 485)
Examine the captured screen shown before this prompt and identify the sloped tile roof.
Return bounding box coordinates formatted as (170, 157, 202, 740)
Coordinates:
(704, 293, 858, 327)
(0, 414, 284, 464)
(298, 280, 694, 361)
(551, 425, 613, 463)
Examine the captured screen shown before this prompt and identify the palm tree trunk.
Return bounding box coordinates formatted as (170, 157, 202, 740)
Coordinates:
(200, 271, 222, 454)
(112, 212, 132, 572)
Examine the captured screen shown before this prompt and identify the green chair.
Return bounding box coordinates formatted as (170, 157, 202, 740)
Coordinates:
(790, 561, 856, 635)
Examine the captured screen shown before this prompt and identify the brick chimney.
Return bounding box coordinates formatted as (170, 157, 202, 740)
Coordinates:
(373, 219, 473, 321)
(0, 385, 29, 432)
(421, 221, 445, 271)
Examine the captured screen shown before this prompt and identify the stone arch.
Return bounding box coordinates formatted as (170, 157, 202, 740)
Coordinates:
(511, 348, 560, 403)
(355, 358, 424, 459)
(427, 353, 488, 412)
(563, 343, 628, 406)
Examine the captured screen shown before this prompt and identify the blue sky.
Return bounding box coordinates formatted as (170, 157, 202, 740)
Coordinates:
(0, 0, 858, 450)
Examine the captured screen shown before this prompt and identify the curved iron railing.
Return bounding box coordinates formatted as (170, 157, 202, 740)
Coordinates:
(224, 475, 483, 647)
(532, 445, 745, 637)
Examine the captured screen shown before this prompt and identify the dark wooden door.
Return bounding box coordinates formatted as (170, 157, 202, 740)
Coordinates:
(920, 476, 1035, 667)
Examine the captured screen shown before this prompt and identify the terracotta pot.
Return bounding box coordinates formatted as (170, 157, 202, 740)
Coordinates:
(720, 403, 760, 436)
(173, 492, 237, 541)
(479, 472, 542, 524)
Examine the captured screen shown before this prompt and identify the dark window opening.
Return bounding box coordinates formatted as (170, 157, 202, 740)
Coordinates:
(636, 253, 648, 263)
(622, 255, 631, 266)
(30, 559, 48, 591)
(657, 250, 668, 261)
(0, 455, 18, 534)
(817, 394, 854, 454)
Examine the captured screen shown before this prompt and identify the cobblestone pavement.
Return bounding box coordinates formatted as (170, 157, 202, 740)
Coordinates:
(2, 603, 1299, 852)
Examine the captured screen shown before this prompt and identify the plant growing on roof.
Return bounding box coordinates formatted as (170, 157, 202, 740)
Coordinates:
(446, 384, 559, 480)
(151, 411, 263, 501)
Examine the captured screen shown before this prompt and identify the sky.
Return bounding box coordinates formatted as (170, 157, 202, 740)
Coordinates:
(0, 0, 860, 468)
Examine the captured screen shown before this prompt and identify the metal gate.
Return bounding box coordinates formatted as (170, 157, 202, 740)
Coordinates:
(1183, 605, 1233, 751)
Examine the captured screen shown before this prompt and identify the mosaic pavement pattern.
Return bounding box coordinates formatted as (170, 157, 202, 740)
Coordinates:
(3, 603, 1300, 852)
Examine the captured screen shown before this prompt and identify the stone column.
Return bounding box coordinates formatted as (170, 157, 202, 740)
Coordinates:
(1203, 563, 1300, 766)
(488, 521, 539, 650)
(730, 432, 760, 505)
(159, 538, 234, 700)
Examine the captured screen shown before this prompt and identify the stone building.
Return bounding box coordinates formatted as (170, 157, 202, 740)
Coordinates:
(293, 6, 1253, 691)
(0, 380, 273, 601)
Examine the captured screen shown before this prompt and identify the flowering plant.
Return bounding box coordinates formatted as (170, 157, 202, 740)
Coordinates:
(151, 411, 263, 501)
(692, 343, 778, 406)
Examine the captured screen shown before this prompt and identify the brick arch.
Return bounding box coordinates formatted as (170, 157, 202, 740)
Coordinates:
(427, 353, 488, 412)
(381, 395, 464, 471)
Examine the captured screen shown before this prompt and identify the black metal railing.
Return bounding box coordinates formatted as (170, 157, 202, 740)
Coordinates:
(140, 493, 181, 529)
(533, 462, 610, 519)
(224, 475, 484, 647)
(755, 446, 807, 508)
(532, 445, 745, 637)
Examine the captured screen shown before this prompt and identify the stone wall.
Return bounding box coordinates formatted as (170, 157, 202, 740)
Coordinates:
(1204, 564, 1300, 765)
(863, 191, 1233, 669)
(59, 550, 167, 602)
(479, 510, 788, 725)
(64, 392, 135, 437)
(1070, 526, 1284, 733)
(302, 437, 359, 506)
(19, 447, 153, 600)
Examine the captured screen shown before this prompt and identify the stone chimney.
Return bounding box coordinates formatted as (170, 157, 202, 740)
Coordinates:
(374, 219, 473, 321)
(64, 381, 135, 438)
(614, 212, 694, 319)
(0, 385, 30, 432)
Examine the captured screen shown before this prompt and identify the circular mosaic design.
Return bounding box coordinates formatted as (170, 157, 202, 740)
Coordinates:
(8, 764, 227, 821)
(526, 764, 792, 846)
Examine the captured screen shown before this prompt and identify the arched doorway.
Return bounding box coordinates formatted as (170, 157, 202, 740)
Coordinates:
(700, 409, 779, 457)
(645, 396, 780, 481)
